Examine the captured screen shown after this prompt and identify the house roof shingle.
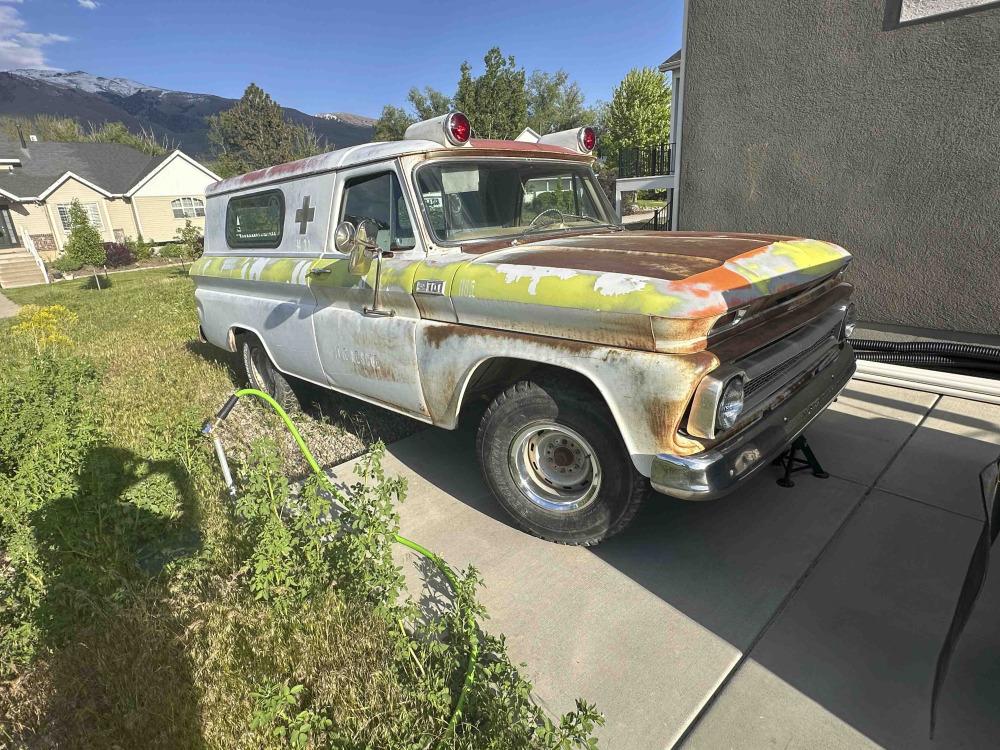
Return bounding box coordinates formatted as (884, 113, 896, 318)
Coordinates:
(0, 140, 172, 199)
(659, 49, 682, 72)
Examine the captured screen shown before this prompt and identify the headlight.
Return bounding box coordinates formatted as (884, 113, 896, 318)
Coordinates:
(716, 376, 745, 432)
(842, 302, 858, 339)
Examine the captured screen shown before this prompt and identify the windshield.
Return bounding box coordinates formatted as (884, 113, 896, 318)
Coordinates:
(415, 160, 617, 244)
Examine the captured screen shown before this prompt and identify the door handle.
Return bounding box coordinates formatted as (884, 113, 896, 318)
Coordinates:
(308, 268, 332, 275)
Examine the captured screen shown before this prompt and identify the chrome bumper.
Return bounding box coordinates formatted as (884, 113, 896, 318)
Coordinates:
(650, 343, 856, 500)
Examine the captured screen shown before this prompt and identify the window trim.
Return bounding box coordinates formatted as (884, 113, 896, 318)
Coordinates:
(884, 0, 1000, 29)
(225, 189, 285, 250)
(57, 202, 104, 232)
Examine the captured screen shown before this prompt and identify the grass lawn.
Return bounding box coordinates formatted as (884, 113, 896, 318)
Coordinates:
(0, 269, 601, 748)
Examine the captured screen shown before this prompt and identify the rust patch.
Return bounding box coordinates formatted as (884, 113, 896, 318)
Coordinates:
(422, 320, 596, 356)
(641, 349, 717, 453)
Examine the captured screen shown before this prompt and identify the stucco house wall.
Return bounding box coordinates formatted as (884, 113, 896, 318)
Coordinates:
(677, 0, 1000, 335)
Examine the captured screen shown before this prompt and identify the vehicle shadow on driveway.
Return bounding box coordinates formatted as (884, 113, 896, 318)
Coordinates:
(389, 386, 1000, 748)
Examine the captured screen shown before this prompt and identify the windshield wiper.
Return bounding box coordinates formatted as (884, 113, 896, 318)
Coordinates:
(521, 214, 612, 236)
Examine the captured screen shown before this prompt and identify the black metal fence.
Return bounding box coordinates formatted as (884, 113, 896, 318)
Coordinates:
(627, 201, 672, 231)
(617, 143, 674, 178)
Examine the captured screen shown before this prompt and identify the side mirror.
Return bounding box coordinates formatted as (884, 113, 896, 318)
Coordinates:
(334, 218, 381, 275)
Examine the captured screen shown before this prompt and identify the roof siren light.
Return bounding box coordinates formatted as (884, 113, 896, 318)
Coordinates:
(537, 126, 597, 154)
(403, 111, 472, 148)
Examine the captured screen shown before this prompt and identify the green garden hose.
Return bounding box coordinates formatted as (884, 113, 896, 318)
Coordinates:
(203, 388, 478, 745)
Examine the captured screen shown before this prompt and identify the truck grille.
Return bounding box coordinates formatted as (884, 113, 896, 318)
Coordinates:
(744, 324, 840, 399)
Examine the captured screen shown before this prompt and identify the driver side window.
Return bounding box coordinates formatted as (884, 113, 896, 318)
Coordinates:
(340, 171, 415, 252)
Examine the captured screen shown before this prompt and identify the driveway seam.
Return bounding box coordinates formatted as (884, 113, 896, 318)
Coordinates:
(671, 394, 942, 748)
(872, 486, 984, 524)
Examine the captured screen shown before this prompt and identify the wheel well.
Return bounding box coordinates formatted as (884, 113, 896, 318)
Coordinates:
(228, 326, 250, 352)
(459, 357, 607, 415)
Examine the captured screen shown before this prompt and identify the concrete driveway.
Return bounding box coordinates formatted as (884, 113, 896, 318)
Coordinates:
(338, 380, 1000, 748)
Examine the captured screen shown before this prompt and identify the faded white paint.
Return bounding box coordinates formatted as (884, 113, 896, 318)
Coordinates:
(594, 273, 649, 296)
(495, 264, 577, 295)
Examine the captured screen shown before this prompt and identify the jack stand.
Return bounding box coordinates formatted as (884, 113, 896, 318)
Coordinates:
(774, 434, 829, 488)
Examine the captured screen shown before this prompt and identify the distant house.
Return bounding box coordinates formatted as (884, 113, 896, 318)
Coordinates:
(0, 134, 219, 268)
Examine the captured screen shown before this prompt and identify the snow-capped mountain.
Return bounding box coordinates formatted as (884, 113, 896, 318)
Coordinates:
(0, 69, 374, 157)
(9, 69, 165, 98)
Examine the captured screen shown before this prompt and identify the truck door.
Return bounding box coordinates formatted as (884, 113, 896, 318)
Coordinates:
(307, 164, 431, 419)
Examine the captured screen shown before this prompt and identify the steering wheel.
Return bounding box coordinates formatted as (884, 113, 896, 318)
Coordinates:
(528, 208, 565, 229)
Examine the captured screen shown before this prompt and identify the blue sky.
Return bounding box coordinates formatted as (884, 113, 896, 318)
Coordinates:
(0, 0, 683, 118)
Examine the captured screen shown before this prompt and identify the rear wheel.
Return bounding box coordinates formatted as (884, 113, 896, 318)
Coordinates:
(477, 377, 647, 546)
(240, 333, 299, 412)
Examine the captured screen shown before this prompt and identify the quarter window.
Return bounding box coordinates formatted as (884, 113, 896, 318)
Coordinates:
(172, 197, 206, 219)
(57, 202, 103, 232)
(340, 171, 416, 252)
(226, 190, 284, 249)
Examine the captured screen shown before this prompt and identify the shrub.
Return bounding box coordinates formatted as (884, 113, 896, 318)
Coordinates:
(10, 304, 79, 352)
(158, 242, 185, 259)
(62, 199, 106, 267)
(174, 220, 203, 261)
(126, 234, 153, 261)
(0, 346, 101, 667)
(103, 242, 135, 268)
(51, 254, 83, 273)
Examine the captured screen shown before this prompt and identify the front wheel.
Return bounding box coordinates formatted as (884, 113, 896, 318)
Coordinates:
(476, 378, 648, 546)
(240, 333, 299, 412)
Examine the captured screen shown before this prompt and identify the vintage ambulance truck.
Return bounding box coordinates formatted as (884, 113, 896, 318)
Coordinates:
(192, 112, 857, 545)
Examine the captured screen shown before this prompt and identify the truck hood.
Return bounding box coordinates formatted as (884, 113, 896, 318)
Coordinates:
(455, 231, 849, 317)
(435, 230, 851, 350)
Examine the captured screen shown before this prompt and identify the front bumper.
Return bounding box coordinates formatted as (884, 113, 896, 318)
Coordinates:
(650, 342, 856, 500)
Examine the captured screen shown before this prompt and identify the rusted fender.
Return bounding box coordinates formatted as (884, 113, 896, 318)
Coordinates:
(415, 321, 718, 474)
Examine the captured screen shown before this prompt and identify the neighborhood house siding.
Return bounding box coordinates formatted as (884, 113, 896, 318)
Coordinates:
(46, 178, 115, 245)
(132, 157, 215, 198)
(105, 198, 139, 241)
(135, 196, 206, 242)
(10, 202, 52, 253)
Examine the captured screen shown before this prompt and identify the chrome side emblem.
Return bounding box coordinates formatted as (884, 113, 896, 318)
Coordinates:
(415, 279, 445, 295)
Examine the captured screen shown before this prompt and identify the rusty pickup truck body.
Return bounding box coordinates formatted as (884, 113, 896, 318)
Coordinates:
(192, 112, 856, 544)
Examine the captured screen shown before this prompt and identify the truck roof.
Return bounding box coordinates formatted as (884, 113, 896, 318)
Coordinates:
(206, 138, 593, 197)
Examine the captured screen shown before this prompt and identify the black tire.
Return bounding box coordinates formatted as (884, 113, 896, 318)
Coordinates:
(476, 377, 648, 546)
(240, 334, 299, 412)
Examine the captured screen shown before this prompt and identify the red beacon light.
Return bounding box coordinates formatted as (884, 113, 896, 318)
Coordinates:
(536, 126, 598, 154)
(445, 111, 471, 145)
(403, 111, 472, 148)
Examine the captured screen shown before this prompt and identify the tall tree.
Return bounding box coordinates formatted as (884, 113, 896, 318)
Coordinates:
(453, 48, 527, 140)
(407, 87, 452, 120)
(526, 70, 591, 135)
(372, 87, 452, 142)
(602, 67, 671, 163)
(373, 104, 414, 142)
(208, 83, 325, 177)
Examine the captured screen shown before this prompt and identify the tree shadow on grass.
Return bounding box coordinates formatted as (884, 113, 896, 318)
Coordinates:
(17, 446, 205, 748)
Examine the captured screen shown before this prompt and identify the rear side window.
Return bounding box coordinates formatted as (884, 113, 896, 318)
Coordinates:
(226, 190, 284, 249)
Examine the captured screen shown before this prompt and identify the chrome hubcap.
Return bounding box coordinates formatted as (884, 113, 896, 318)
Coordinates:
(508, 421, 601, 511)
